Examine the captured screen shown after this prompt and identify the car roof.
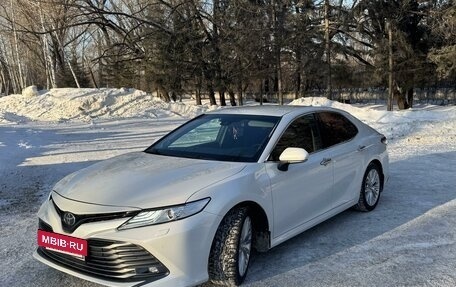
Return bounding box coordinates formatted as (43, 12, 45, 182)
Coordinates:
(207, 105, 341, 117)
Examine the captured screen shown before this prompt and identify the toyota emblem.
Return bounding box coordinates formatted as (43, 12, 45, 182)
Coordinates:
(63, 212, 76, 226)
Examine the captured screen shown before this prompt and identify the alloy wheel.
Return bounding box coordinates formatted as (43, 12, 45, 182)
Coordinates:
(238, 216, 252, 277)
(365, 169, 380, 206)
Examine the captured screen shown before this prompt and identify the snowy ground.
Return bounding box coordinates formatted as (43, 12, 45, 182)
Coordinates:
(1, 89, 455, 287)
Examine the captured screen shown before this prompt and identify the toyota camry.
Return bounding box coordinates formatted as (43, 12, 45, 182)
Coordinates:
(34, 105, 389, 287)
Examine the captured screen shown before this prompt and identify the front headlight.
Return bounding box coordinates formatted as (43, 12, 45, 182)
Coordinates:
(118, 198, 211, 230)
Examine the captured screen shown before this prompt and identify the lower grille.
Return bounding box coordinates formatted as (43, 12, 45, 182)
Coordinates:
(38, 238, 168, 282)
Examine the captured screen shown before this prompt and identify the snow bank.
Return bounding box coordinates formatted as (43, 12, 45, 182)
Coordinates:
(1, 91, 455, 145)
(0, 88, 216, 124)
(21, 86, 39, 97)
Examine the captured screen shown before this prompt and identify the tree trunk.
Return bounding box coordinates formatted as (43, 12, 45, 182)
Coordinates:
(219, 88, 227, 106)
(156, 82, 171, 102)
(387, 20, 394, 111)
(295, 68, 301, 100)
(195, 88, 202, 105)
(396, 85, 410, 110)
(0, 69, 5, 95)
(277, 56, 283, 105)
(39, 2, 56, 89)
(0, 51, 12, 95)
(85, 57, 98, 88)
(237, 81, 243, 106)
(52, 25, 80, 88)
(228, 90, 237, 106)
(11, 0, 25, 90)
(208, 83, 217, 105)
(273, 1, 284, 105)
(195, 74, 202, 105)
(397, 94, 407, 110)
(324, 0, 332, 100)
(407, 88, 414, 108)
(66, 58, 81, 88)
(260, 79, 269, 105)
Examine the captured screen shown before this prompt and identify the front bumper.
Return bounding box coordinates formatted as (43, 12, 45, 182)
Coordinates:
(34, 198, 221, 287)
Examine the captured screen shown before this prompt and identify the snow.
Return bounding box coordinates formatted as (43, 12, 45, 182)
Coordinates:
(0, 88, 216, 124)
(21, 85, 39, 98)
(1, 89, 456, 287)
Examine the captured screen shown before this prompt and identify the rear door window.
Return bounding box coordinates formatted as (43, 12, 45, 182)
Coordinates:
(316, 112, 358, 148)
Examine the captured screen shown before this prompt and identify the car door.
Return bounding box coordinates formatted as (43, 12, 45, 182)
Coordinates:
(316, 112, 364, 208)
(265, 113, 334, 239)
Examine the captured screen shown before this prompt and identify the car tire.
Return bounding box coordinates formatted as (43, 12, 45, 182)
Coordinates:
(209, 207, 252, 286)
(354, 162, 382, 212)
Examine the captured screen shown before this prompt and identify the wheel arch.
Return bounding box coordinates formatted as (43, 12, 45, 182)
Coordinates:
(207, 201, 270, 285)
(213, 201, 271, 254)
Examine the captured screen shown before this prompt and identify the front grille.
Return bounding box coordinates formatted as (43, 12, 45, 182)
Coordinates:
(51, 198, 139, 233)
(38, 238, 169, 282)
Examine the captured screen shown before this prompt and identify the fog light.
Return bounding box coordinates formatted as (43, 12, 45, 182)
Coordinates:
(135, 267, 148, 274)
(136, 266, 161, 274)
(148, 266, 159, 273)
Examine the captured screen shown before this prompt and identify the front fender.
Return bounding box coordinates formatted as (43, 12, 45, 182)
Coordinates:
(186, 163, 274, 233)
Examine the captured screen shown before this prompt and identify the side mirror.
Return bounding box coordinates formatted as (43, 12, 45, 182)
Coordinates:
(277, 148, 309, 171)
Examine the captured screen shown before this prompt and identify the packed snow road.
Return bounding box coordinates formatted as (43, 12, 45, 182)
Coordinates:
(1, 100, 456, 286)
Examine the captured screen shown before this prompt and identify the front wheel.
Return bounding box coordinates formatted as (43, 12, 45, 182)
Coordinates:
(209, 207, 252, 286)
(354, 163, 382, 212)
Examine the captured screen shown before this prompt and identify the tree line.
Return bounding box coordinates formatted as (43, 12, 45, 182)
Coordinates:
(0, 0, 454, 110)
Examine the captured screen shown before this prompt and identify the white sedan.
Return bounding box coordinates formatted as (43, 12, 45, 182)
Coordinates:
(34, 105, 389, 287)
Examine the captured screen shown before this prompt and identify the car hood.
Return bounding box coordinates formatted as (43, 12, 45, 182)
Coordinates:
(53, 152, 246, 209)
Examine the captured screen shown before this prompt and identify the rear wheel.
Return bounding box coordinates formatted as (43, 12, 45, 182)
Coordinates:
(209, 207, 252, 286)
(354, 163, 382, 212)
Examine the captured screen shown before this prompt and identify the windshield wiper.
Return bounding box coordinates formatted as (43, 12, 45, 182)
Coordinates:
(144, 148, 164, 155)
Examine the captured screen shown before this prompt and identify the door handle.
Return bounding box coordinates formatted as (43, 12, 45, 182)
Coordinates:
(357, 145, 366, 152)
(320, 158, 332, 166)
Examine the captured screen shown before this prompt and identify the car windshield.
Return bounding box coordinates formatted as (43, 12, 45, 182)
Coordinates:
(145, 114, 280, 162)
